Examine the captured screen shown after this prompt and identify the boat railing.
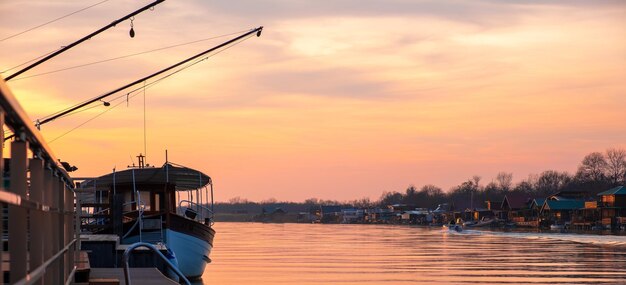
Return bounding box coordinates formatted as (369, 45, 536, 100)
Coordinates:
(178, 199, 214, 226)
(80, 206, 111, 227)
(122, 242, 191, 285)
(122, 200, 146, 240)
(1, 77, 78, 284)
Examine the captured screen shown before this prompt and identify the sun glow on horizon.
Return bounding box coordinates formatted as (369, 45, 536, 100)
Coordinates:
(1, 0, 624, 202)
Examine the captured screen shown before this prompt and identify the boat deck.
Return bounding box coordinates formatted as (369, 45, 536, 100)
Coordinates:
(81, 268, 178, 285)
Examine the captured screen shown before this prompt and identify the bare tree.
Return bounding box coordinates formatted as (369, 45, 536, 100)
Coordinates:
(495, 172, 513, 192)
(535, 170, 572, 196)
(576, 152, 608, 183)
(606, 148, 626, 186)
(228, 196, 249, 204)
(472, 175, 482, 190)
(420, 184, 443, 197)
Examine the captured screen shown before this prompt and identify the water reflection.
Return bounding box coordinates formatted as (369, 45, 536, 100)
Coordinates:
(199, 223, 626, 284)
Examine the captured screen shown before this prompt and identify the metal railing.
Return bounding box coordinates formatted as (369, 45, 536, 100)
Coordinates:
(1, 77, 77, 284)
(178, 199, 214, 225)
(122, 242, 190, 285)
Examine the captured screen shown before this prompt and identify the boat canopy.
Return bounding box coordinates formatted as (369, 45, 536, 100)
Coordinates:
(79, 162, 211, 191)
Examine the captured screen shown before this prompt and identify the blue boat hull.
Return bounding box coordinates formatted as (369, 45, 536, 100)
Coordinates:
(165, 228, 212, 279)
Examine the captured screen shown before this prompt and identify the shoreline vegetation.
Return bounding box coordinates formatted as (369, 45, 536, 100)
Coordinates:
(211, 148, 626, 233)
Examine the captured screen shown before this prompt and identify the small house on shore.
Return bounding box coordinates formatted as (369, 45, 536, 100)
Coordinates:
(320, 205, 342, 223)
(501, 193, 532, 221)
(597, 186, 626, 230)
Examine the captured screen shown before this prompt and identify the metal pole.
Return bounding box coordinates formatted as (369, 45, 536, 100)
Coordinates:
(36, 26, 264, 127)
(5, 0, 166, 81)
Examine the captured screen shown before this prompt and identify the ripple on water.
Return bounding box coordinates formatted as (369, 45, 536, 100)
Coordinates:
(198, 223, 626, 285)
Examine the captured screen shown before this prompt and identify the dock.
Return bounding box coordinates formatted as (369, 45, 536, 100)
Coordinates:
(81, 268, 178, 285)
(1, 73, 180, 284)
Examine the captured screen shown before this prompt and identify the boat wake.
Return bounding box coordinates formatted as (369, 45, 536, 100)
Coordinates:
(451, 229, 626, 247)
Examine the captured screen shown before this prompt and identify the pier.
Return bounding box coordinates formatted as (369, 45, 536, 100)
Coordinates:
(0, 77, 181, 284)
(0, 77, 77, 284)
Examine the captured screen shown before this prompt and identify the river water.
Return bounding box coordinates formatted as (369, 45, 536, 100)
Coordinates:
(198, 222, 626, 285)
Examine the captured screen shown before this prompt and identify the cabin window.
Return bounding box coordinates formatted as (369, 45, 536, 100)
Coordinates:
(154, 193, 161, 211)
(602, 195, 615, 206)
(139, 191, 151, 211)
(123, 192, 133, 212)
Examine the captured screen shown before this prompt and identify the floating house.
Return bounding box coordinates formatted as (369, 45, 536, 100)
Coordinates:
(597, 186, 626, 229)
(540, 200, 585, 226)
(400, 208, 431, 224)
(513, 198, 545, 227)
(365, 208, 394, 223)
(320, 205, 342, 223)
(501, 193, 532, 221)
(341, 208, 365, 224)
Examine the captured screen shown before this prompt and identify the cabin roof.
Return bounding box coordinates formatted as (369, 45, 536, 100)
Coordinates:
(542, 200, 584, 211)
(263, 207, 286, 214)
(79, 162, 211, 191)
(321, 205, 342, 213)
(597, 186, 626, 196)
(531, 198, 546, 209)
(502, 193, 531, 210)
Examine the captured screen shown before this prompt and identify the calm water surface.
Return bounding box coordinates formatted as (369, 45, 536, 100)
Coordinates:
(198, 222, 626, 284)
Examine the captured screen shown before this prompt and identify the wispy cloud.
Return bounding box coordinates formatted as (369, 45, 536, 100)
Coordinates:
(0, 0, 624, 201)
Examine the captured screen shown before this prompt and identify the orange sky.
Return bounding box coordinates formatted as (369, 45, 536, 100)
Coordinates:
(1, 0, 625, 202)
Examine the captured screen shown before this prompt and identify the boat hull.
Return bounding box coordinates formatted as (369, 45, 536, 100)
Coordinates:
(165, 228, 212, 279)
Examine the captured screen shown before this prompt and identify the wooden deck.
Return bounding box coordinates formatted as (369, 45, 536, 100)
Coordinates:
(85, 268, 178, 285)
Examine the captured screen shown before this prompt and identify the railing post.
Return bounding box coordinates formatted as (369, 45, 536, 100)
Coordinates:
(65, 187, 74, 282)
(29, 157, 45, 285)
(0, 109, 4, 285)
(9, 137, 28, 283)
(75, 190, 81, 266)
(57, 179, 66, 284)
(50, 173, 60, 284)
(43, 167, 54, 284)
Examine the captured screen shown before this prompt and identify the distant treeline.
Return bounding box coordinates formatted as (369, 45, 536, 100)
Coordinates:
(215, 148, 626, 213)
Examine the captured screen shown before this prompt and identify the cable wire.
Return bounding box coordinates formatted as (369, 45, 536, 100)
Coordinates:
(9, 30, 249, 81)
(44, 32, 254, 122)
(0, 0, 110, 43)
(47, 33, 256, 143)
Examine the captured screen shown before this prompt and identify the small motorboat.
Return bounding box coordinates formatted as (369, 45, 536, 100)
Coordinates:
(444, 223, 463, 232)
(550, 223, 565, 230)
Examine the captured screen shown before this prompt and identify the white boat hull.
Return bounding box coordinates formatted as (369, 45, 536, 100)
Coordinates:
(165, 228, 212, 279)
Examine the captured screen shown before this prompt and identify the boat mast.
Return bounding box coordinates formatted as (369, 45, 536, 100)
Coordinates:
(5, 0, 166, 81)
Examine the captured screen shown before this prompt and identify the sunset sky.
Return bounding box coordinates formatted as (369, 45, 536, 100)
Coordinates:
(1, 0, 625, 202)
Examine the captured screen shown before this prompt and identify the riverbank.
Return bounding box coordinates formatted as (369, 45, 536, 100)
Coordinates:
(213, 214, 626, 236)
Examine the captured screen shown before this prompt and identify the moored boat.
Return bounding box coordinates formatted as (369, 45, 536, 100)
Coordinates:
(77, 155, 215, 279)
